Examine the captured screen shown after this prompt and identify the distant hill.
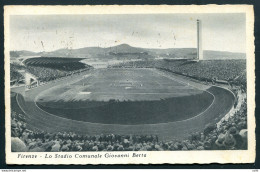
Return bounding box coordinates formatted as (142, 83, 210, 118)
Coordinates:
(148, 48, 245, 59)
(10, 50, 39, 57)
(147, 48, 197, 59)
(43, 47, 106, 58)
(41, 44, 147, 58)
(203, 50, 246, 60)
(10, 44, 246, 60)
(107, 44, 145, 53)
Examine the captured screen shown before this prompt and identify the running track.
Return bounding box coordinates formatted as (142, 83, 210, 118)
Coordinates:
(11, 68, 235, 140)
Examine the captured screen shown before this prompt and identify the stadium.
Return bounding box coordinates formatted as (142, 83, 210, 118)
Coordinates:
(10, 19, 248, 152)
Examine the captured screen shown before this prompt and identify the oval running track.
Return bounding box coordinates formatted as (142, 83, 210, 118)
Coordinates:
(12, 69, 235, 140)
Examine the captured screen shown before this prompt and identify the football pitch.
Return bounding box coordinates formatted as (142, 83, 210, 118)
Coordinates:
(37, 68, 207, 102)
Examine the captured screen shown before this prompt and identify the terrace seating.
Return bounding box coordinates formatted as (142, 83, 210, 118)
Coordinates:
(111, 59, 246, 86)
(24, 65, 91, 85)
(26, 66, 67, 82)
(24, 57, 88, 71)
(10, 64, 25, 85)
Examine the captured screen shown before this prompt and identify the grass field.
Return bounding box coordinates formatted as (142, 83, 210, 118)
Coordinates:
(36, 68, 206, 102)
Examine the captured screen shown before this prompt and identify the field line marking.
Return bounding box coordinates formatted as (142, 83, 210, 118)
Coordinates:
(155, 81, 162, 87)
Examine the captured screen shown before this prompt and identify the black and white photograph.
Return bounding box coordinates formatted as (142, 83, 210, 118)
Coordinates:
(4, 5, 255, 164)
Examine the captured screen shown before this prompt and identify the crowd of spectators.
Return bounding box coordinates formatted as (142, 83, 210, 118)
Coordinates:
(25, 66, 91, 83)
(10, 70, 23, 82)
(18, 57, 93, 84)
(10, 62, 91, 86)
(10, 64, 25, 85)
(111, 59, 246, 86)
(26, 66, 68, 82)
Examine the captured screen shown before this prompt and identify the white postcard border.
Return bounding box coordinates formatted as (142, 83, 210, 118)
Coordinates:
(4, 5, 255, 165)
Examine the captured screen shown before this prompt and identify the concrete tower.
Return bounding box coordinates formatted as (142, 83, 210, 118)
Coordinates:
(197, 19, 203, 60)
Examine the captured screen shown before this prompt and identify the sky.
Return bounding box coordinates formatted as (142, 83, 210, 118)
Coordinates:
(10, 13, 246, 53)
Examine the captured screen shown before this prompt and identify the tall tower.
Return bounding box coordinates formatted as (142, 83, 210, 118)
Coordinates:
(197, 19, 203, 60)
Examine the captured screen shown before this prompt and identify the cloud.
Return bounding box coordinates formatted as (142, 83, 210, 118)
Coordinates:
(10, 13, 246, 53)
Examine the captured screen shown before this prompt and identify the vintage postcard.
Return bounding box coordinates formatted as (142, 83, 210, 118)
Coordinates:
(4, 5, 255, 164)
